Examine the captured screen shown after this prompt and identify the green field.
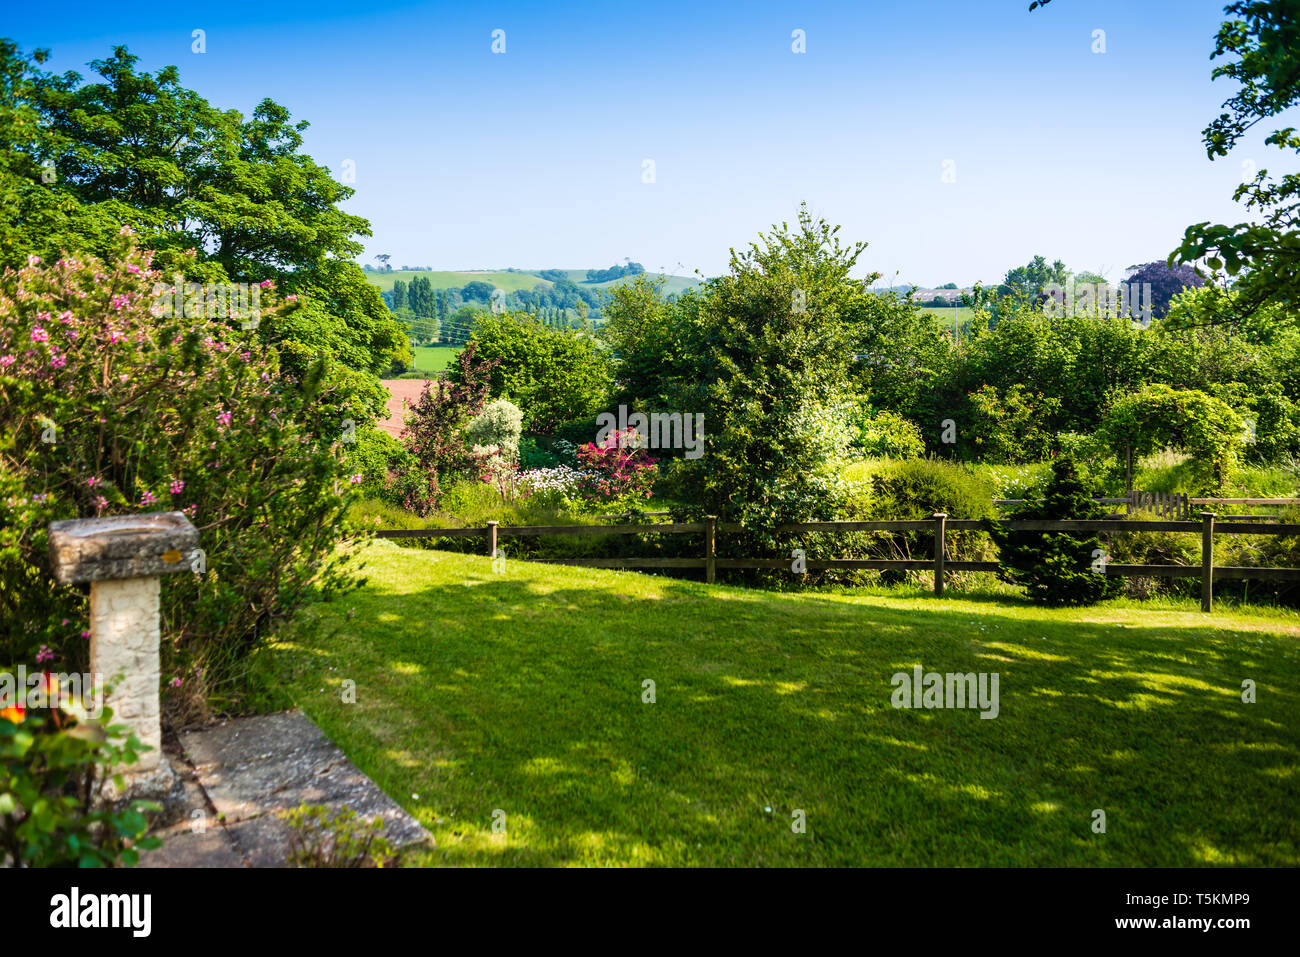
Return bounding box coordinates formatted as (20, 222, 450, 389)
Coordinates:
(917, 304, 976, 328)
(265, 541, 1300, 867)
(365, 270, 546, 293)
(411, 345, 461, 372)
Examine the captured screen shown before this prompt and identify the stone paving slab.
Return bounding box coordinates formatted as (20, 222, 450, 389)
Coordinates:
(140, 709, 431, 867)
(138, 823, 245, 868)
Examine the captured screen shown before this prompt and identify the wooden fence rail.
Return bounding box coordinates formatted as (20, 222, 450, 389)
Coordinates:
(375, 511, 1300, 612)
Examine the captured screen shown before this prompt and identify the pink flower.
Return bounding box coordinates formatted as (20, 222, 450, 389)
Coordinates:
(36, 645, 53, 663)
(140, 490, 156, 506)
(0, 355, 15, 368)
(118, 226, 134, 236)
(285, 294, 298, 302)
(93, 495, 108, 512)
(26, 255, 40, 266)
(80, 630, 90, 640)
(170, 479, 185, 495)
(127, 264, 140, 274)
(50, 354, 66, 368)
(86, 476, 102, 488)
(217, 410, 233, 427)
(31, 327, 48, 343)
(259, 279, 274, 289)
(350, 474, 363, 484)
(170, 676, 182, 688)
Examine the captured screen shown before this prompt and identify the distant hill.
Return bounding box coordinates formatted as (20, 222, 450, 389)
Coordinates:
(362, 268, 698, 296)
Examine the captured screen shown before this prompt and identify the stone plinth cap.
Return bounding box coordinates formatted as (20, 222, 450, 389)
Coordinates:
(48, 511, 200, 584)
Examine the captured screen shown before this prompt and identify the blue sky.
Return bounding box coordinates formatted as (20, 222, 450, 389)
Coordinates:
(5, 0, 1287, 285)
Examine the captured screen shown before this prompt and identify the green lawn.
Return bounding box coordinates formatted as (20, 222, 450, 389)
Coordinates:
(264, 541, 1300, 866)
(411, 345, 461, 372)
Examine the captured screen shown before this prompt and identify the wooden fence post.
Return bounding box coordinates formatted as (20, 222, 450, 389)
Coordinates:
(487, 520, 498, 558)
(1200, 511, 1215, 613)
(932, 512, 947, 597)
(704, 515, 716, 584)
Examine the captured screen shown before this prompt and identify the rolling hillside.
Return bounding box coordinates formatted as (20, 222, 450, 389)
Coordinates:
(362, 268, 699, 295)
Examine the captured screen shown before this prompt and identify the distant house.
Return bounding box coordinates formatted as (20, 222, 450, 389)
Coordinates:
(911, 288, 969, 304)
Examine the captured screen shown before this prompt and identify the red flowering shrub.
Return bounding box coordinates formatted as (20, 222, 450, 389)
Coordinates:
(0, 231, 364, 716)
(575, 428, 657, 510)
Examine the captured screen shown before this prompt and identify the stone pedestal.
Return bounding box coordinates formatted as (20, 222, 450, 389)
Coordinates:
(89, 577, 162, 769)
(48, 511, 198, 810)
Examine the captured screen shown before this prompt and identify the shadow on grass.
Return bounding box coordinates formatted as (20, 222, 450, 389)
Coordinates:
(274, 552, 1300, 867)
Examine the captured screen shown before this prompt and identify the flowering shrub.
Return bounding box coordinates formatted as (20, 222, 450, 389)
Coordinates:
(0, 234, 363, 715)
(575, 428, 657, 510)
(0, 675, 159, 867)
(465, 399, 523, 462)
(519, 466, 588, 496)
(472, 444, 525, 502)
(397, 343, 498, 515)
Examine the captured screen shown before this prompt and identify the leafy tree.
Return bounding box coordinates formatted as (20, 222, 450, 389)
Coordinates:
(0, 41, 409, 375)
(664, 204, 862, 527)
(601, 274, 685, 408)
(1033, 1, 1300, 316)
(1175, 1, 1300, 315)
(847, 289, 962, 450)
(998, 255, 1070, 300)
(990, 456, 1123, 606)
(450, 312, 611, 433)
(1097, 384, 1245, 492)
(391, 279, 407, 311)
(461, 281, 495, 303)
(968, 384, 1061, 464)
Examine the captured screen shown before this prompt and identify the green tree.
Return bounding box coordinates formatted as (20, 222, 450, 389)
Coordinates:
(999, 255, 1070, 300)
(0, 41, 409, 375)
(990, 456, 1124, 606)
(1032, 1, 1300, 316)
(665, 204, 863, 526)
(449, 312, 611, 433)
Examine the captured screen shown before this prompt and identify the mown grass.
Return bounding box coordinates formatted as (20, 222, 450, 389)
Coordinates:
(263, 541, 1300, 867)
(410, 345, 460, 372)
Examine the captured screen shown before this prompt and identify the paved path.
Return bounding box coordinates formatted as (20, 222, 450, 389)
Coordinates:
(139, 710, 431, 867)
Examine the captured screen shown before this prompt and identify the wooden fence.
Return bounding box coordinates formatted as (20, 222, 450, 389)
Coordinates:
(375, 512, 1300, 612)
(994, 493, 1300, 521)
